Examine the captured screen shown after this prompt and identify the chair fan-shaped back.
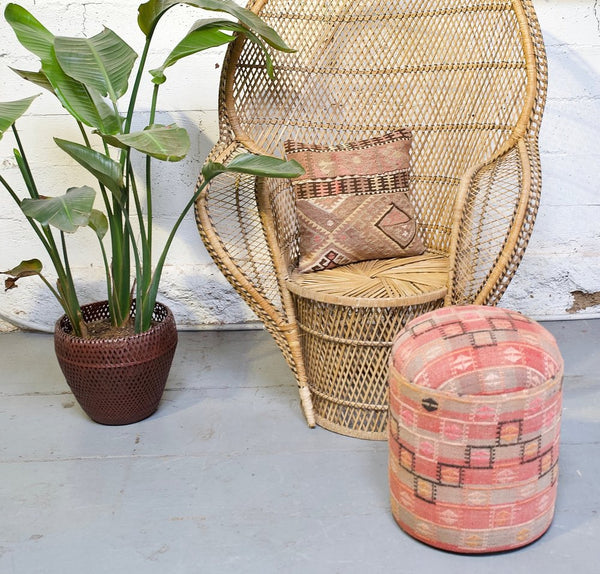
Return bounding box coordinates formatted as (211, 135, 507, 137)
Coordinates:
(223, 0, 543, 252)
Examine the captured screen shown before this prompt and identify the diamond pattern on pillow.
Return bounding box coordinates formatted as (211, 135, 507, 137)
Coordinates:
(284, 129, 425, 273)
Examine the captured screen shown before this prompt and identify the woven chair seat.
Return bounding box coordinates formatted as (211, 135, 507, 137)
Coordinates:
(287, 253, 448, 307)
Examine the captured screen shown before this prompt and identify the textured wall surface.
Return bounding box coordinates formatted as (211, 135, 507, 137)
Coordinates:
(0, 0, 598, 332)
(500, 0, 600, 319)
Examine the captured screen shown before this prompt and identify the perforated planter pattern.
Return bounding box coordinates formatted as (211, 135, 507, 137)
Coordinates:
(54, 300, 178, 425)
(388, 306, 563, 553)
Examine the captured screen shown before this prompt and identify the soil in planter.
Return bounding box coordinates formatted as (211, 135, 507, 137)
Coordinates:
(82, 318, 156, 340)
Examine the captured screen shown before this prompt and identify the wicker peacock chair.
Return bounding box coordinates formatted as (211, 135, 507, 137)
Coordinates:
(195, 0, 547, 439)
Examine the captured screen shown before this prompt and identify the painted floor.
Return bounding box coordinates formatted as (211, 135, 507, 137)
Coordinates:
(1, 319, 599, 573)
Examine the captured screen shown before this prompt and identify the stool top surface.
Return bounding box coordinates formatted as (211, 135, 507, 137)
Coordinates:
(391, 306, 563, 396)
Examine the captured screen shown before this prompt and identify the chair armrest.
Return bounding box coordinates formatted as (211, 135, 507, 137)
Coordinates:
(195, 141, 287, 328)
(446, 136, 541, 305)
(257, 175, 299, 278)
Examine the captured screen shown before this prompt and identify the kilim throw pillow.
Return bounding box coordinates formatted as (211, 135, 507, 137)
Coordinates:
(284, 129, 425, 273)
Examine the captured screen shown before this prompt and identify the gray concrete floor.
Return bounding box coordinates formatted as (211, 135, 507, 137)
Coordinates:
(1, 319, 599, 573)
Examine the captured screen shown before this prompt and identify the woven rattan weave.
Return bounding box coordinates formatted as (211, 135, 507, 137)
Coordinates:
(195, 0, 547, 438)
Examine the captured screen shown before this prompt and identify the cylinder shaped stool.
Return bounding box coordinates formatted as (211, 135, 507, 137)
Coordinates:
(388, 306, 563, 553)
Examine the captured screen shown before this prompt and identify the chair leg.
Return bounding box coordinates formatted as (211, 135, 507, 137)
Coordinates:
(299, 386, 316, 428)
(284, 323, 316, 427)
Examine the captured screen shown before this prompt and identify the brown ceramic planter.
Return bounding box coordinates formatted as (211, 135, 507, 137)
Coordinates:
(54, 300, 178, 425)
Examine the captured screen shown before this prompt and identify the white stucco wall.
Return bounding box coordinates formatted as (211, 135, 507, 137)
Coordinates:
(0, 0, 598, 332)
(500, 0, 600, 320)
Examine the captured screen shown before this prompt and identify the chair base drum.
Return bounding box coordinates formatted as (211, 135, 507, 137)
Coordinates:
(287, 254, 448, 439)
(388, 306, 563, 553)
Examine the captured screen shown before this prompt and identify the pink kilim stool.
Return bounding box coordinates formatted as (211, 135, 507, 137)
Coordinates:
(388, 306, 564, 553)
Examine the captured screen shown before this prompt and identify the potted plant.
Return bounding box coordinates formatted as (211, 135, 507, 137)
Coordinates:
(0, 0, 304, 424)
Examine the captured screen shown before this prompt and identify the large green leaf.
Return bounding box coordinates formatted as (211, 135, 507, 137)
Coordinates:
(5, 4, 121, 134)
(47, 56, 123, 133)
(99, 124, 190, 162)
(9, 67, 54, 92)
(1, 259, 43, 291)
(20, 186, 96, 233)
(137, 0, 293, 52)
(149, 18, 274, 83)
(4, 4, 54, 60)
(88, 209, 108, 240)
(54, 28, 138, 104)
(43, 53, 122, 134)
(149, 19, 236, 84)
(87, 87, 123, 134)
(0, 95, 39, 139)
(202, 153, 305, 182)
(54, 138, 124, 196)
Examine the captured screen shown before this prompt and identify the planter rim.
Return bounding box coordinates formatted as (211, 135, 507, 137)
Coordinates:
(55, 299, 175, 344)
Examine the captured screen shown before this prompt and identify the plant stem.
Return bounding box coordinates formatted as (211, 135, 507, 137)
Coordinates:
(142, 179, 211, 332)
(102, 138, 112, 158)
(96, 233, 113, 311)
(0, 173, 53, 255)
(146, 83, 161, 256)
(60, 231, 75, 296)
(58, 230, 84, 334)
(11, 124, 39, 198)
(37, 272, 65, 309)
(75, 120, 125, 327)
(0, 172, 26, 207)
(119, 30, 157, 333)
(127, 163, 147, 247)
(10, 132, 71, 308)
(109, 216, 130, 327)
(135, 82, 163, 331)
(123, 32, 154, 137)
(75, 121, 115, 221)
(127, 162, 150, 327)
(108, 179, 143, 330)
(111, 33, 156, 327)
(76, 121, 92, 148)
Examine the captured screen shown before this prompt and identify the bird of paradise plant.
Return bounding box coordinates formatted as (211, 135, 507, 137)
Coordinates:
(0, 0, 303, 337)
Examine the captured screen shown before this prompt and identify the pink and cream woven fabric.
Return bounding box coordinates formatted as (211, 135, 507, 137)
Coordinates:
(388, 305, 563, 553)
(284, 129, 425, 273)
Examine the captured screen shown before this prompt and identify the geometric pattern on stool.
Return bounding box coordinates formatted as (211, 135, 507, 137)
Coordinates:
(388, 306, 564, 553)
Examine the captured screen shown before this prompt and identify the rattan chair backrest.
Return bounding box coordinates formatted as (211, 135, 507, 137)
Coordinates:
(220, 0, 544, 254)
